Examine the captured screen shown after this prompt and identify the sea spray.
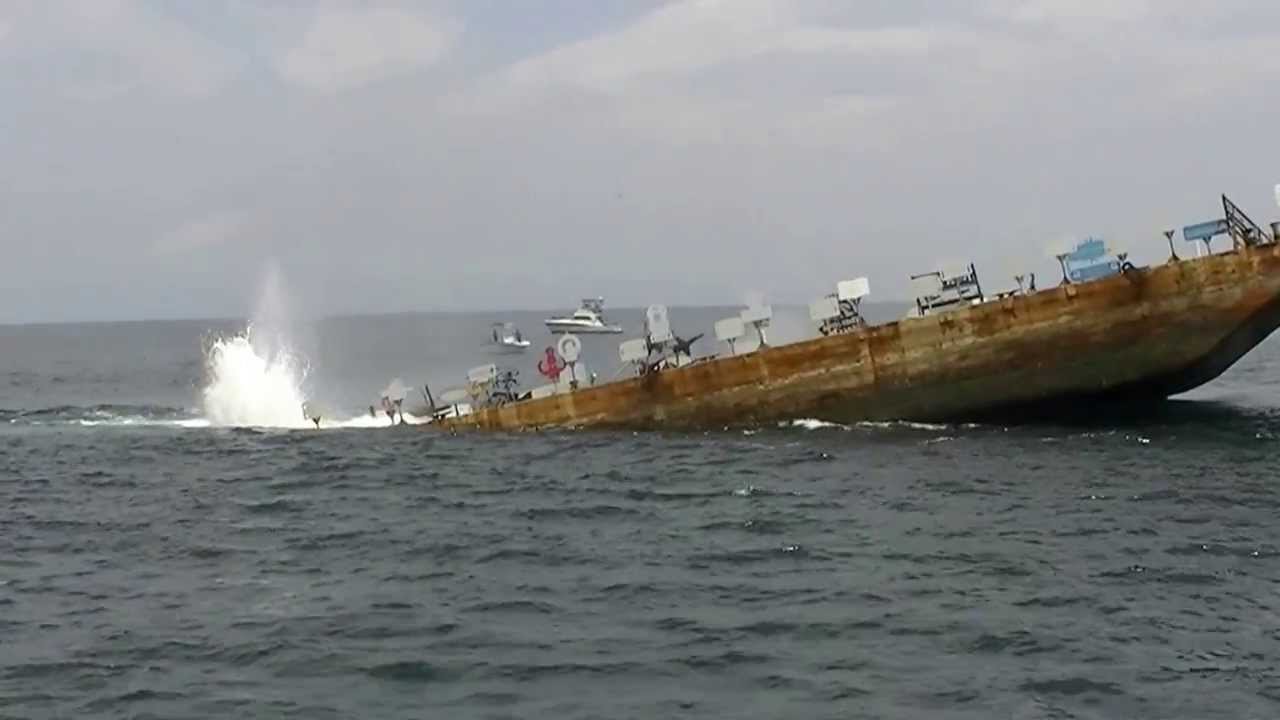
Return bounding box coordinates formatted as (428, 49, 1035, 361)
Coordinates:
(246, 259, 298, 363)
(201, 326, 311, 428)
(199, 263, 313, 427)
(198, 329, 424, 428)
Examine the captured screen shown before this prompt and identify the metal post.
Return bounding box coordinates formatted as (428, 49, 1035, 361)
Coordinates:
(1164, 230, 1178, 262)
(1055, 254, 1071, 285)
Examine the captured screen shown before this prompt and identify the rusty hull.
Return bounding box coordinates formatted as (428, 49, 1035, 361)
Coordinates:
(440, 245, 1280, 432)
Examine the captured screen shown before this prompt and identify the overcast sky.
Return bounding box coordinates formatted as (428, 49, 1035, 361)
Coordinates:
(2, 0, 1278, 323)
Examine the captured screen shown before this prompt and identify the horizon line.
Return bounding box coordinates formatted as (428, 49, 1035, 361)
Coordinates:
(0, 299, 912, 329)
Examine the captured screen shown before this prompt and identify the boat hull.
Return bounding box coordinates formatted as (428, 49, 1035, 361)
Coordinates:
(491, 343, 530, 354)
(445, 246, 1280, 431)
(544, 322, 623, 334)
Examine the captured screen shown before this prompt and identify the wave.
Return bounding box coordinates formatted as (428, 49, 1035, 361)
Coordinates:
(775, 402, 1280, 445)
(856, 420, 953, 431)
(1, 404, 204, 427)
(781, 418, 848, 430)
(1, 403, 428, 430)
(779, 418, 955, 431)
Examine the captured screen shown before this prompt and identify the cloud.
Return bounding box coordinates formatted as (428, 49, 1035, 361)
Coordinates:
(28, 1, 240, 96)
(974, 0, 1280, 106)
(152, 211, 251, 256)
(487, 0, 962, 99)
(275, 6, 460, 93)
(3, 1, 241, 98)
(991, 0, 1155, 25)
(462, 0, 1280, 135)
(4, 0, 1280, 323)
(449, 0, 967, 148)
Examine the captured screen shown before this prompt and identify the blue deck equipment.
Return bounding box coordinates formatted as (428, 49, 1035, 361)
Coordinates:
(1064, 238, 1121, 283)
(1182, 196, 1274, 254)
(1182, 218, 1229, 252)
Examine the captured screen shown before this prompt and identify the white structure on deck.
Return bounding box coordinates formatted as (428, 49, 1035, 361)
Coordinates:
(810, 277, 870, 335)
(714, 316, 746, 356)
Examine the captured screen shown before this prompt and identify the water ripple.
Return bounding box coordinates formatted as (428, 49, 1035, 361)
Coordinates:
(3, 400, 1278, 718)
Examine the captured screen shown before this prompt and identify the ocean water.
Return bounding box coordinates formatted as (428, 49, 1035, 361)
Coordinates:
(2, 308, 1280, 719)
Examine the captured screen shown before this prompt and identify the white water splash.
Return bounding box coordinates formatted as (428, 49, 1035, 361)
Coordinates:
(49, 263, 436, 431)
(199, 328, 428, 429)
(197, 262, 313, 427)
(197, 325, 432, 429)
(201, 327, 312, 428)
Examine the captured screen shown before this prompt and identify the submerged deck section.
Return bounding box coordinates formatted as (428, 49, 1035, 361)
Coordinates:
(439, 245, 1280, 432)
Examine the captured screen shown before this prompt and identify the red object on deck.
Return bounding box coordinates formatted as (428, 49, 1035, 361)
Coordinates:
(537, 347, 566, 382)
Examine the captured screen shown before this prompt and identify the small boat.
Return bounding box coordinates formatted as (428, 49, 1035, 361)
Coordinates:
(545, 297, 623, 334)
(489, 322, 531, 352)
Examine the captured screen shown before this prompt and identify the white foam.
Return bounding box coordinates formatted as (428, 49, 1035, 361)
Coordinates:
(782, 418, 955, 431)
(855, 420, 951, 431)
(65, 411, 424, 430)
(79, 418, 205, 428)
(784, 418, 849, 430)
(324, 411, 430, 429)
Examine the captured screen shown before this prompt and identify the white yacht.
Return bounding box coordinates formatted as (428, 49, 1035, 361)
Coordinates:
(545, 297, 623, 334)
(489, 322, 531, 352)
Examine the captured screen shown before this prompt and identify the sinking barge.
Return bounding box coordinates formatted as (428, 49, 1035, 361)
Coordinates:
(435, 193, 1280, 432)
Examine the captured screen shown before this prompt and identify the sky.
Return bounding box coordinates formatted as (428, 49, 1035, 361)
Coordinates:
(2, 0, 1279, 324)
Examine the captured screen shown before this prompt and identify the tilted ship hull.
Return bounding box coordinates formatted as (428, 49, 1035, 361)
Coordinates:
(438, 243, 1280, 432)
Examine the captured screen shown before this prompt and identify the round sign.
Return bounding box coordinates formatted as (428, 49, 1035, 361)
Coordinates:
(556, 333, 582, 363)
